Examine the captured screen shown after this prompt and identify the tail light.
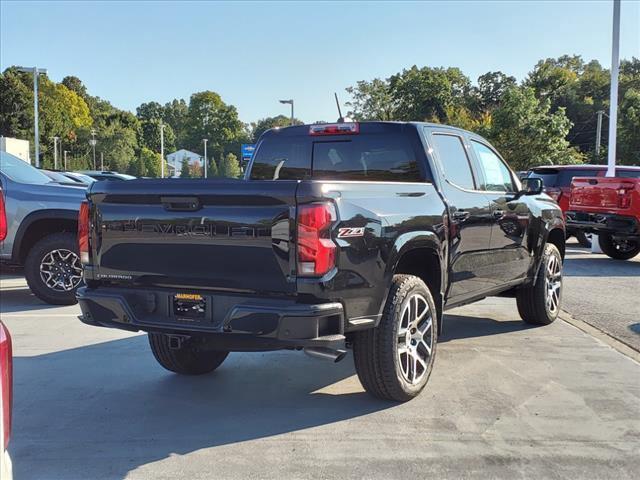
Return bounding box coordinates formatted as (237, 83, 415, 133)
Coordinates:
(78, 201, 90, 264)
(544, 187, 562, 202)
(0, 189, 7, 242)
(617, 184, 634, 209)
(309, 123, 359, 136)
(0, 322, 12, 451)
(297, 203, 336, 276)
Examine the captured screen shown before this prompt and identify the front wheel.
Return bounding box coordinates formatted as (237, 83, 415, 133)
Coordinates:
(353, 275, 438, 402)
(598, 233, 640, 260)
(516, 243, 563, 325)
(148, 333, 229, 375)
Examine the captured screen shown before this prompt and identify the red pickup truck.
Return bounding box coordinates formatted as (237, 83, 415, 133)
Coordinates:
(567, 175, 640, 260)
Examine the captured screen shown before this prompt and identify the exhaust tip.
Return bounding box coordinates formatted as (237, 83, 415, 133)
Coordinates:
(304, 347, 347, 363)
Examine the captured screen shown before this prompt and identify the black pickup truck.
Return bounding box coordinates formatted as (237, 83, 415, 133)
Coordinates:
(76, 122, 565, 402)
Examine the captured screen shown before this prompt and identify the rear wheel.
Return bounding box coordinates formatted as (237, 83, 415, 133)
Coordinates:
(24, 232, 83, 305)
(353, 275, 437, 402)
(516, 243, 563, 325)
(148, 333, 229, 375)
(598, 233, 640, 260)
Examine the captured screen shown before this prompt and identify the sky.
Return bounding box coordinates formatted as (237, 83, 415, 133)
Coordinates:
(1, 0, 639, 125)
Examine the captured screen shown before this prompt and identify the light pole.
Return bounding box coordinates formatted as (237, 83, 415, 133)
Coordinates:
(51, 136, 59, 169)
(16, 66, 47, 167)
(606, 0, 621, 177)
(63, 150, 69, 171)
(203, 139, 208, 178)
(160, 122, 166, 178)
(595, 110, 605, 159)
(89, 128, 97, 170)
(279, 99, 294, 125)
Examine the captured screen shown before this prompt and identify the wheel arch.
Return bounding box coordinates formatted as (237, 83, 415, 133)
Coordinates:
(13, 209, 78, 264)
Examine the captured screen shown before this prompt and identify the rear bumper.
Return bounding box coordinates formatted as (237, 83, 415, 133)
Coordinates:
(76, 286, 345, 351)
(566, 211, 639, 237)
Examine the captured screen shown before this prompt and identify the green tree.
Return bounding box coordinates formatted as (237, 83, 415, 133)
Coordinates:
(251, 115, 303, 142)
(141, 119, 175, 153)
(136, 101, 164, 122)
(0, 68, 33, 141)
(618, 88, 640, 165)
(163, 98, 189, 146)
(219, 152, 242, 178)
(100, 119, 138, 173)
(345, 78, 396, 120)
(139, 147, 163, 177)
(184, 91, 246, 158)
(487, 86, 583, 170)
(208, 155, 219, 177)
(180, 158, 191, 178)
(472, 71, 517, 113)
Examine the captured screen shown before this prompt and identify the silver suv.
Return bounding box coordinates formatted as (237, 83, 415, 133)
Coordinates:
(0, 151, 86, 304)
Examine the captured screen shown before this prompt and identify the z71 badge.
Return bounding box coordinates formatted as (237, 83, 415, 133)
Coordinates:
(337, 227, 365, 238)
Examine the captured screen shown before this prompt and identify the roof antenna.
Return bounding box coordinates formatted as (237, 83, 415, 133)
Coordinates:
(334, 92, 345, 123)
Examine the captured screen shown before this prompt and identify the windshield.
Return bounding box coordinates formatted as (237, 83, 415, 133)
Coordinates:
(0, 151, 52, 185)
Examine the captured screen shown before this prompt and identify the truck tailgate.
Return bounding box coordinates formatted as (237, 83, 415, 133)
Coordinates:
(88, 179, 297, 293)
(569, 177, 639, 212)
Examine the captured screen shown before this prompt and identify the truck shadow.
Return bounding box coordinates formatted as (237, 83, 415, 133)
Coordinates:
(440, 313, 535, 342)
(563, 256, 640, 277)
(0, 285, 66, 312)
(10, 335, 390, 480)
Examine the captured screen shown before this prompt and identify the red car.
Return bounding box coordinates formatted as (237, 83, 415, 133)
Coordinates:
(0, 321, 12, 480)
(567, 175, 640, 260)
(526, 165, 640, 246)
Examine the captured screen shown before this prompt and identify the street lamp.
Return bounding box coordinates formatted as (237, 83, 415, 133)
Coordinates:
(202, 139, 208, 178)
(63, 150, 69, 171)
(50, 136, 59, 170)
(279, 99, 294, 125)
(16, 66, 47, 167)
(160, 122, 166, 178)
(89, 128, 97, 170)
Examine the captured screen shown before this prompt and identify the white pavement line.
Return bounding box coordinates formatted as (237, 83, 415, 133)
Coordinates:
(0, 313, 78, 317)
(559, 310, 640, 363)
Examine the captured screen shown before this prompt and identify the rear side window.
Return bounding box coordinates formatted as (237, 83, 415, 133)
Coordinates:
(250, 138, 311, 180)
(528, 169, 559, 187)
(471, 140, 515, 192)
(312, 134, 421, 181)
(431, 134, 475, 189)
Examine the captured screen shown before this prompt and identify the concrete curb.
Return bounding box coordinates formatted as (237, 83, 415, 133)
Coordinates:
(559, 310, 640, 364)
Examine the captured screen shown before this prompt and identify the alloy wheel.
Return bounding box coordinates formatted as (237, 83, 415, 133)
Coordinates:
(544, 253, 562, 314)
(39, 249, 83, 292)
(396, 293, 433, 385)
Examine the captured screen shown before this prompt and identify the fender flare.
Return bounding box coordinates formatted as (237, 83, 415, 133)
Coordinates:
(12, 209, 79, 262)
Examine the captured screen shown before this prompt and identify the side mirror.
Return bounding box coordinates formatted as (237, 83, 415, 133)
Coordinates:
(520, 177, 543, 196)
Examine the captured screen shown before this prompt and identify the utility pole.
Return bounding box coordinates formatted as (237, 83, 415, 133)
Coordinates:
(279, 99, 294, 125)
(606, 0, 621, 177)
(16, 66, 47, 167)
(90, 128, 97, 170)
(100, 152, 104, 171)
(203, 139, 208, 178)
(51, 136, 59, 169)
(63, 150, 68, 171)
(595, 110, 604, 158)
(160, 122, 165, 178)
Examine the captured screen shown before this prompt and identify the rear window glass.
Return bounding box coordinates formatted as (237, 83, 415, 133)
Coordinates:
(312, 134, 421, 181)
(250, 137, 311, 180)
(0, 151, 51, 185)
(529, 168, 602, 187)
(616, 169, 640, 178)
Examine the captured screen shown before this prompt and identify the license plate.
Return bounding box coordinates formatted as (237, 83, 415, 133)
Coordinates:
(173, 293, 206, 320)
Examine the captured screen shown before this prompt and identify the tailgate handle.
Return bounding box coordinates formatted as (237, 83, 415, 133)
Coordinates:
(588, 179, 598, 185)
(161, 196, 201, 212)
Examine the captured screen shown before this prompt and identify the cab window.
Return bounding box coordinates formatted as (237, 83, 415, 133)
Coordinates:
(471, 141, 515, 192)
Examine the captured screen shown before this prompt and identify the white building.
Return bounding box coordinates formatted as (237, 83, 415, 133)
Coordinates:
(0, 137, 30, 163)
(166, 149, 203, 178)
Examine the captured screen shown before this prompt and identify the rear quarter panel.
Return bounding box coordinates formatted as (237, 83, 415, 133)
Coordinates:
(296, 180, 446, 327)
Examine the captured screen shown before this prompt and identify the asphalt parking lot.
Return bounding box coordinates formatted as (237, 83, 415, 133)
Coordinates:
(1, 252, 639, 480)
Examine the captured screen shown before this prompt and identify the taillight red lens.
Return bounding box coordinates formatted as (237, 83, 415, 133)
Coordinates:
(297, 203, 336, 276)
(544, 187, 562, 202)
(0, 190, 7, 242)
(0, 322, 12, 451)
(309, 122, 359, 136)
(78, 201, 90, 264)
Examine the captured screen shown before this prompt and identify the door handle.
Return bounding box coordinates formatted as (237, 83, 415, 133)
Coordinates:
(452, 211, 470, 221)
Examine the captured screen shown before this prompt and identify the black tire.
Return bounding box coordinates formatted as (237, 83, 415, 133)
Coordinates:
(24, 232, 83, 305)
(353, 274, 438, 402)
(575, 231, 592, 248)
(598, 233, 640, 260)
(148, 333, 229, 375)
(516, 243, 563, 325)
